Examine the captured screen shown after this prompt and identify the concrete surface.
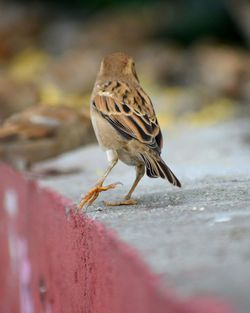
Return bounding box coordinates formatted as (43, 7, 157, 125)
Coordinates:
(37, 118, 250, 313)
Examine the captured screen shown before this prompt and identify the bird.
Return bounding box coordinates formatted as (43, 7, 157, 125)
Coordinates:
(0, 105, 95, 171)
(78, 52, 181, 209)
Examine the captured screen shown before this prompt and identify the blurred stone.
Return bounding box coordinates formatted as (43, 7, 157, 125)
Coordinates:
(184, 44, 250, 100)
(0, 3, 45, 61)
(42, 18, 83, 54)
(136, 44, 183, 86)
(43, 49, 101, 94)
(0, 78, 38, 124)
(78, 5, 171, 51)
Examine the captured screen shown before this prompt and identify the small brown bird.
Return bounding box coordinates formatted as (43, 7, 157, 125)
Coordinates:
(0, 105, 94, 171)
(79, 52, 181, 209)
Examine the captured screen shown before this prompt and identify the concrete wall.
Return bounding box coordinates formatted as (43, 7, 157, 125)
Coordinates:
(0, 164, 231, 313)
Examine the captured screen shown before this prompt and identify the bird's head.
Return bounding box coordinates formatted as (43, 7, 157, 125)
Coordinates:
(98, 52, 139, 83)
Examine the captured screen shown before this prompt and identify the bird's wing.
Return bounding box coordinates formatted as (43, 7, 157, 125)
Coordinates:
(92, 80, 163, 152)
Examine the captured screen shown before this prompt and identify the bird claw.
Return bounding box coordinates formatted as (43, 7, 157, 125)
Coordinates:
(78, 182, 121, 211)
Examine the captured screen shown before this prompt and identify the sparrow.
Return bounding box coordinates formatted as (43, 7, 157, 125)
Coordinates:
(0, 105, 95, 171)
(79, 52, 181, 209)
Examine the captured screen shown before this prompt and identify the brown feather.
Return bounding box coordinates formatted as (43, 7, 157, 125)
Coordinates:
(92, 80, 162, 152)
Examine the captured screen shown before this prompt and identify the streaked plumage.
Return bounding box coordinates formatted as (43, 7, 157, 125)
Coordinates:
(79, 52, 181, 209)
(0, 105, 94, 170)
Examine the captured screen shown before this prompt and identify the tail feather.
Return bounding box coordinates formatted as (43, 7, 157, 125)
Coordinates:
(140, 153, 181, 187)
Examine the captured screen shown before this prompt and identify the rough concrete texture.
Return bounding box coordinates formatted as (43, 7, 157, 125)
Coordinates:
(0, 165, 230, 313)
(37, 118, 250, 313)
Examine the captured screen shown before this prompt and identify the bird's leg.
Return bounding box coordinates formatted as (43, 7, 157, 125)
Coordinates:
(104, 164, 145, 206)
(78, 151, 119, 210)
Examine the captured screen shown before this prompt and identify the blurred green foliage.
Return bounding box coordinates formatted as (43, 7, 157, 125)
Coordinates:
(155, 0, 245, 45)
(15, 0, 246, 46)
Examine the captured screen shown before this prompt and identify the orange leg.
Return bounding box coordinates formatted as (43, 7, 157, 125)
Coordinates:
(78, 152, 119, 210)
(78, 182, 121, 210)
(104, 164, 145, 207)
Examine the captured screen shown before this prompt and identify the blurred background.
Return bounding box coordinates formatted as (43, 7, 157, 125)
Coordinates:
(1, 3, 250, 312)
(0, 0, 249, 168)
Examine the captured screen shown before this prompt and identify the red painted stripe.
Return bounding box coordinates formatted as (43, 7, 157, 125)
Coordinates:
(0, 164, 233, 313)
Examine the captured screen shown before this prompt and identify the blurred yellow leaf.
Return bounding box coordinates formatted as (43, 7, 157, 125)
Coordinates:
(8, 48, 50, 82)
(40, 84, 89, 110)
(184, 98, 236, 126)
(40, 84, 63, 105)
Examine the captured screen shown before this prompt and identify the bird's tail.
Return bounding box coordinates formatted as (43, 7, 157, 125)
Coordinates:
(140, 152, 181, 187)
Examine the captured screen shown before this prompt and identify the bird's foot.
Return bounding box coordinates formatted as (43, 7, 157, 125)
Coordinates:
(78, 182, 121, 211)
(103, 198, 137, 207)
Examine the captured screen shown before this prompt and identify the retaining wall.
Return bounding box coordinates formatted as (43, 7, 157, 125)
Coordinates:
(0, 164, 232, 313)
